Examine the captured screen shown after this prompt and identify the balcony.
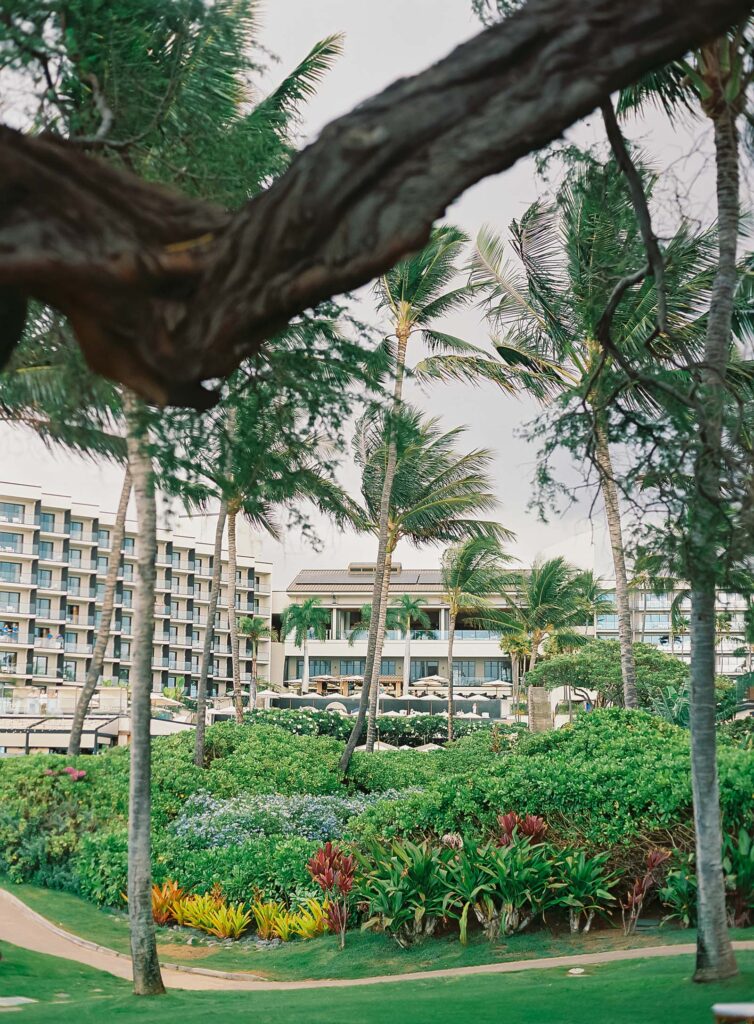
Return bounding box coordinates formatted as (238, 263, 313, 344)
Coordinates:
(0, 633, 31, 646)
(0, 601, 34, 615)
(0, 543, 37, 557)
(0, 573, 36, 587)
(153, 658, 191, 670)
(254, 581, 272, 595)
(170, 585, 195, 596)
(64, 642, 93, 655)
(36, 637, 64, 650)
(0, 513, 37, 526)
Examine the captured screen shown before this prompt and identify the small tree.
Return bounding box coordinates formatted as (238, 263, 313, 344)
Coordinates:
(238, 614, 272, 708)
(280, 599, 331, 693)
(392, 595, 431, 697)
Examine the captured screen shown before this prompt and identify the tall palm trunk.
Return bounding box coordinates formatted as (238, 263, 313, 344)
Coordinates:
(402, 616, 412, 697)
(194, 502, 227, 768)
(446, 608, 457, 741)
(594, 422, 638, 708)
(68, 468, 131, 755)
(251, 645, 258, 707)
(365, 551, 393, 750)
(688, 91, 739, 984)
(341, 326, 409, 771)
(301, 634, 310, 693)
(529, 630, 542, 671)
(123, 391, 164, 996)
(227, 505, 243, 724)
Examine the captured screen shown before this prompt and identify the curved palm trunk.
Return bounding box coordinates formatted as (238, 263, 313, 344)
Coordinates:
(688, 96, 739, 984)
(194, 502, 227, 768)
(446, 609, 457, 741)
(68, 468, 131, 755)
(402, 616, 412, 697)
(365, 552, 393, 750)
(250, 645, 258, 708)
(594, 422, 638, 708)
(341, 326, 409, 771)
(227, 507, 243, 724)
(301, 635, 310, 693)
(529, 630, 541, 671)
(123, 391, 164, 997)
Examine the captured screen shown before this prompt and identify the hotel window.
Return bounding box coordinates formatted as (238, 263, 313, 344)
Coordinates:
(0, 652, 17, 670)
(452, 660, 476, 682)
(69, 520, 84, 539)
(0, 502, 24, 523)
(122, 589, 132, 608)
(410, 660, 440, 681)
(483, 659, 510, 681)
(121, 615, 132, 635)
(37, 569, 52, 589)
(39, 512, 55, 532)
(33, 655, 48, 676)
(122, 564, 133, 580)
(0, 532, 22, 553)
(63, 660, 77, 681)
(0, 562, 20, 583)
(69, 548, 82, 566)
(67, 576, 81, 596)
(36, 598, 51, 617)
(97, 528, 110, 546)
(380, 659, 397, 675)
(0, 591, 19, 612)
(38, 540, 53, 560)
(339, 658, 365, 676)
(97, 555, 108, 572)
(192, 629, 200, 645)
(195, 557, 203, 572)
(67, 604, 80, 623)
(120, 641, 131, 658)
(96, 583, 105, 600)
(123, 537, 135, 554)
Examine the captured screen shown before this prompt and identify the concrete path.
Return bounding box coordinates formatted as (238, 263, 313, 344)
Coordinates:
(2, 887, 753, 992)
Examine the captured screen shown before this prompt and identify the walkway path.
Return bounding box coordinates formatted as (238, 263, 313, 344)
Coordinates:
(2, 888, 753, 992)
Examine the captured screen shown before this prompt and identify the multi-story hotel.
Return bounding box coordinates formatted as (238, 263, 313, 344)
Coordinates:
(279, 564, 513, 690)
(0, 483, 273, 699)
(278, 566, 753, 691)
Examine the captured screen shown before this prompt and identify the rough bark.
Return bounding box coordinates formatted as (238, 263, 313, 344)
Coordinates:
(123, 390, 164, 996)
(193, 502, 226, 768)
(0, 0, 748, 404)
(365, 553, 393, 751)
(227, 506, 243, 724)
(68, 467, 131, 755)
(688, 99, 740, 985)
(447, 610, 457, 742)
(594, 423, 639, 708)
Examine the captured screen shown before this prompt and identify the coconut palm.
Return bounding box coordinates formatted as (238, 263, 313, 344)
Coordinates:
(238, 615, 273, 708)
(440, 536, 513, 739)
(347, 603, 402, 644)
(280, 599, 331, 693)
(340, 407, 512, 768)
(392, 595, 432, 697)
(493, 558, 593, 673)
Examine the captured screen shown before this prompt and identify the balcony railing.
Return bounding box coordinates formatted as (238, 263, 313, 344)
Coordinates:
(0, 601, 33, 614)
(65, 642, 93, 654)
(0, 573, 36, 586)
(37, 637, 64, 650)
(0, 513, 37, 526)
(0, 633, 31, 645)
(336, 628, 503, 642)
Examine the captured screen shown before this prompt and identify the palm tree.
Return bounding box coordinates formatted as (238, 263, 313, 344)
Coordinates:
(122, 390, 164, 996)
(194, 503, 226, 767)
(238, 614, 272, 708)
(346, 603, 402, 644)
(619, 31, 750, 983)
(340, 407, 511, 767)
(494, 558, 592, 673)
(280, 599, 331, 693)
(392, 595, 431, 697)
(440, 536, 513, 739)
(349, 227, 482, 765)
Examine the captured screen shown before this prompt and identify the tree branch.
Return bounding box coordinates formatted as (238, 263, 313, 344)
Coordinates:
(0, 0, 750, 405)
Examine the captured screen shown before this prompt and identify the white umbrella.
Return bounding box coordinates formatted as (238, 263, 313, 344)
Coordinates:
(256, 689, 280, 698)
(416, 674, 449, 684)
(150, 694, 182, 707)
(415, 693, 438, 701)
(355, 740, 398, 752)
(415, 742, 442, 752)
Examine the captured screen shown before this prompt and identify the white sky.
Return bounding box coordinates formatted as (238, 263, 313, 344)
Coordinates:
(0, 1, 725, 588)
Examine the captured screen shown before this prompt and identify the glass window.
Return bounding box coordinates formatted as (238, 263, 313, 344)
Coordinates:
(63, 660, 77, 681)
(120, 641, 131, 658)
(339, 658, 365, 676)
(483, 659, 510, 681)
(380, 659, 397, 675)
(645, 592, 670, 609)
(33, 655, 48, 675)
(123, 537, 135, 554)
(0, 502, 24, 523)
(410, 660, 440, 681)
(39, 512, 55, 532)
(94, 611, 102, 626)
(645, 613, 670, 628)
(0, 562, 20, 583)
(0, 651, 17, 670)
(0, 532, 22, 553)
(120, 563, 133, 580)
(67, 576, 81, 595)
(121, 589, 132, 608)
(37, 569, 52, 589)
(452, 660, 476, 683)
(97, 555, 108, 572)
(97, 528, 110, 546)
(67, 604, 80, 623)
(195, 557, 203, 572)
(36, 597, 51, 617)
(69, 548, 82, 566)
(192, 629, 200, 644)
(38, 540, 53, 559)
(171, 552, 181, 568)
(596, 614, 618, 629)
(121, 615, 132, 635)
(96, 583, 105, 600)
(0, 591, 19, 612)
(118, 669, 130, 682)
(69, 521, 83, 538)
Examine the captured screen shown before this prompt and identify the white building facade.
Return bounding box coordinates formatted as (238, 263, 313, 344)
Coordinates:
(0, 483, 273, 698)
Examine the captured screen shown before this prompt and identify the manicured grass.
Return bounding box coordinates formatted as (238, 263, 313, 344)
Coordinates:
(2, 941, 754, 1023)
(5, 879, 753, 981)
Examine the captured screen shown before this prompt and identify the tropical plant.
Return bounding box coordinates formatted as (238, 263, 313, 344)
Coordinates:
(621, 849, 671, 934)
(151, 880, 186, 927)
(347, 603, 402, 645)
(483, 838, 556, 936)
(307, 842, 356, 948)
(660, 856, 698, 928)
(238, 615, 273, 708)
(555, 851, 617, 933)
(494, 811, 548, 847)
(442, 845, 498, 943)
(290, 898, 329, 939)
(440, 536, 513, 739)
(280, 599, 332, 694)
(343, 406, 509, 762)
(722, 828, 754, 927)
(251, 899, 286, 941)
(391, 595, 432, 697)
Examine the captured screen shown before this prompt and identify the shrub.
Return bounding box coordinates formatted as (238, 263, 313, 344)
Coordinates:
(659, 855, 697, 928)
(554, 850, 617, 933)
(308, 842, 356, 948)
(152, 880, 186, 925)
(76, 827, 131, 905)
(723, 828, 754, 926)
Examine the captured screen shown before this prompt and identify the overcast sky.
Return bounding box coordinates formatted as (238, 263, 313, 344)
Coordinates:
(0, 2, 722, 588)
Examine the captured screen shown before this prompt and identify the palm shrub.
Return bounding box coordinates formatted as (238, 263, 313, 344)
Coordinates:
(660, 855, 698, 928)
(482, 838, 556, 936)
(441, 845, 498, 943)
(554, 851, 617, 933)
(307, 842, 356, 948)
(723, 828, 754, 927)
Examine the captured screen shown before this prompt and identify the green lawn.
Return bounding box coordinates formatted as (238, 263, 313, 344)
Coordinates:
(1, 942, 753, 1023)
(6, 880, 748, 980)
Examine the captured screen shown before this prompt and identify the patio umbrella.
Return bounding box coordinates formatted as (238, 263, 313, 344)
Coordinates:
(150, 694, 182, 707)
(354, 740, 398, 752)
(415, 742, 443, 752)
(416, 674, 449, 684)
(256, 689, 280, 698)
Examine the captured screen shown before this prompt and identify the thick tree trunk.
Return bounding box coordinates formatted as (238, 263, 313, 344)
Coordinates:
(227, 507, 243, 724)
(447, 610, 457, 742)
(688, 98, 739, 985)
(68, 467, 131, 755)
(1, 0, 748, 404)
(341, 328, 409, 771)
(194, 502, 226, 768)
(123, 390, 164, 997)
(365, 553, 393, 751)
(594, 423, 639, 708)
(402, 619, 412, 697)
